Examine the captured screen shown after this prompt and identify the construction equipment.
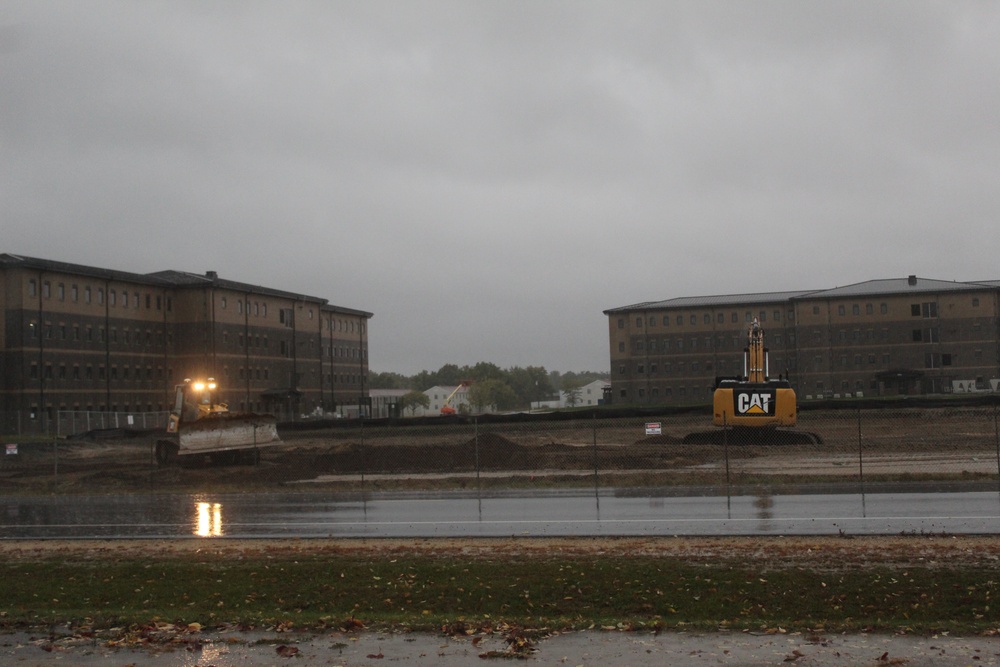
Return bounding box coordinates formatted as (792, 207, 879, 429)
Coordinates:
(439, 381, 471, 415)
(684, 318, 821, 444)
(155, 378, 280, 465)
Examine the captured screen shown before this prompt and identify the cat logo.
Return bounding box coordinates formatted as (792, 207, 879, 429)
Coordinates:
(734, 389, 775, 416)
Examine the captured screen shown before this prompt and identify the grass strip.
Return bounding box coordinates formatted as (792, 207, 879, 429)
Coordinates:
(1, 544, 997, 635)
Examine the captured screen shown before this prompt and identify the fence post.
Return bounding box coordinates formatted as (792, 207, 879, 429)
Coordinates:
(359, 417, 366, 500)
(723, 412, 731, 492)
(857, 404, 865, 496)
(994, 402, 999, 495)
(591, 411, 599, 496)
(474, 417, 481, 497)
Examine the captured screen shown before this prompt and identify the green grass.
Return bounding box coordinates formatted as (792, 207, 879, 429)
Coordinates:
(1, 550, 996, 635)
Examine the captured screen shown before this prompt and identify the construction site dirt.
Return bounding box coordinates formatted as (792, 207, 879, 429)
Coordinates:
(2, 404, 998, 495)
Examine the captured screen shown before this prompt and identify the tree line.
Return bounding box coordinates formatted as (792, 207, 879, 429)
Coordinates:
(369, 363, 609, 414)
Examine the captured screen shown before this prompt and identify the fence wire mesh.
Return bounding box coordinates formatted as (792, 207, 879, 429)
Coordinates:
(1, 400, 998, 498)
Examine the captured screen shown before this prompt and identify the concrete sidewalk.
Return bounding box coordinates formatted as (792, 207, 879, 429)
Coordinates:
(3, 628, 998, 666)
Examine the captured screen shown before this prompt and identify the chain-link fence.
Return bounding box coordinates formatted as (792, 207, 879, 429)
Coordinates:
(1, 398, 998, 497)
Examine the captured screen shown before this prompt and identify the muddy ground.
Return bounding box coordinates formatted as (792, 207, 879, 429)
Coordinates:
(2, 407, 998, 494)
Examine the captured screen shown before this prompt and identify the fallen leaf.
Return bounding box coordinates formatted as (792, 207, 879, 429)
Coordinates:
(276, 645, 300, 657)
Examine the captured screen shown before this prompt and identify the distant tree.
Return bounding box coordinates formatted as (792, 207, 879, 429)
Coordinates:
(507, 366, 554, 408)
(435, 364, 463, 387)
(400, 390, 430, 416)
(411, 370, 436, 391)
(469, 361, 505, 383)
(369, 371, 410, 390)
(469, 379, 519, 413)
(562, 380, 583, 407)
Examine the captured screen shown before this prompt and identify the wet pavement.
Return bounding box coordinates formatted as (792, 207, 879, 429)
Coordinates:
(4, 488, 1000, 538)
(3, 628, 999, 666)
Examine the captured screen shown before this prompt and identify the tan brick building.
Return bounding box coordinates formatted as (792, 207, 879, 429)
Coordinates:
(0, 254, 372, 431)
(604, 276, 1000, 405)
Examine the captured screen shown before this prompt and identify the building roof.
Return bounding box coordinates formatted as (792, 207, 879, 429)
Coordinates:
(605, 276, 998, 314)
(802, 276, 995, 299)
(604, 290, 817, 314)
(1, 253, 372, 318)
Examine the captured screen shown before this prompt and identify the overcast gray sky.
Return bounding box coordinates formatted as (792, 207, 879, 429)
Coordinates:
(3, 2, 999, 376)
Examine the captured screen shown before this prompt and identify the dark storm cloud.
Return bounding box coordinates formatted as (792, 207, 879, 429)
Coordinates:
(3, 1, 999, 374)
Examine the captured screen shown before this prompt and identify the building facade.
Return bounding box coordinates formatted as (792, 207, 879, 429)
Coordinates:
(604, 276, 1000, 405)
(0, 254, 372, 431)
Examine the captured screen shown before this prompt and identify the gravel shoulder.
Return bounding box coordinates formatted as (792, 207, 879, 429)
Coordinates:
(2, 534, 998, 569)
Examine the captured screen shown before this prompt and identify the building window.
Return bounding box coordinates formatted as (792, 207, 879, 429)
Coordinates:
(732, 312, 738, 323)
(838, 305, 846, 316)
(636, 317, 643, 327)
(676, 315, 683, 325)
(972, 297, 980, 307)
(812, 306, 820, 315)
(852, 304, 860, 315)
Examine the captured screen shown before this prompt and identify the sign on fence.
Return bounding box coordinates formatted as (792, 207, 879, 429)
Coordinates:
(5, 443, 17, 455)
(644, 422, 662, 436)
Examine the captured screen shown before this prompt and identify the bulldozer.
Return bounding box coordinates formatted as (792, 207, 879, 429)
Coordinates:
(683, 318, 821, 445)
(155, 378, 280, 465)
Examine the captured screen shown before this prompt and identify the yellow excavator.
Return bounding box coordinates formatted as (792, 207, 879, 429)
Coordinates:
(684, 318, 820, 444)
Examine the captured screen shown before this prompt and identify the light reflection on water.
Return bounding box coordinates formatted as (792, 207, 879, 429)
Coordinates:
(194, 501, 223, 537)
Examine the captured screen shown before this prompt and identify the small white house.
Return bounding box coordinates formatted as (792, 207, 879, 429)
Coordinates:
(559, 380, 610, 407)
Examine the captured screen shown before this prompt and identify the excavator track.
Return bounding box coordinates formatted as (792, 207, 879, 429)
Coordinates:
(682, 428, 823, 446)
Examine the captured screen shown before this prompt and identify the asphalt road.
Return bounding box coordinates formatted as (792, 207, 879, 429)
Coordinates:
(3, 488, 999, 539)
(3, 628, 999, 666)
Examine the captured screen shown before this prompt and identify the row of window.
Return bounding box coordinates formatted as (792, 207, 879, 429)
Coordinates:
(28, 279, 173, 312)
(620, 297, 984, 333)
(28, 280, 367, 337)
(621, 356, 793, 376)
(29, 321, 170, 347)
(626, 332, 791, 354)
(623, 309, 793, 330)
(30, 361, 369, 388)
(30, 363, 172, 382)
(626, 323, 987, 356)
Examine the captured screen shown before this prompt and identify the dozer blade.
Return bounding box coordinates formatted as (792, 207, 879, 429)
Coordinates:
(178, 413, 280, 454)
